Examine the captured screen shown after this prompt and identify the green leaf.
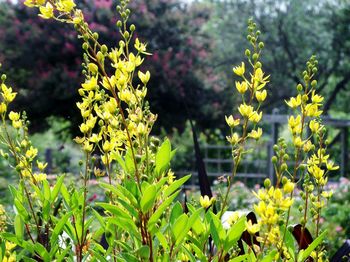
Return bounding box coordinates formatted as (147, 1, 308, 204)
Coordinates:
(155, 138, 171, 175)
(155, 231, 169, 250)
(148, 191, 179, 232)
(34, 242, 50, 262)
(125, 148, 136, 174)
(298, 230, 327, 262)
(225, 216, 246, 251)
(140, 184, 157, 213)
(261, 250, 278, 262)
(50, 212, 72, 247)
(175, 208, 201, 245)
(172, 214, 188, 241)
(92, 209, 105, 229)
(136, 245, 150, 259)
(60, 183, 70, 205)
(14, 198, 30, 222)
(51, 175, 65, 202)
(99, 182, 138, 208)
(42, 180, 51, 201)
(164, 175, 191, 197)
(228, 254, 249, 262)
(170, 201, 183, 225)
(14, 214, 24, 240)
(284, 226, 296, 260)
(209, 212, 225, 247)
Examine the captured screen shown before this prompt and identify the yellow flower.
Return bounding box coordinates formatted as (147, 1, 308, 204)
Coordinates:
(235, 81, 248, 94)
(137, 123, 147, 135)
(0, 103, 7, 114)
(226, 133, 240, 145)
(238, 104, 254, 118)
(285, 95, 302, 109)
(12, 120, 22, 129)
(33, 173, 47, 182)
(283, 181, 295, 194)
(1, 84, 17, 103)
(245, 220, 260, 234)
(254, 68, 269, 87)
(25, 146, 38, 159)
(37, 161, 48, 171)
(308, 165, 324, 180)
(293, 136, 303, 148)
(326, 161, 339, 171)
(225, 115, 240, 128)
(311, 91, 324, 104)
(138, 71, 150, 85)
(233, 62, 245, 76)
(56, 0, 76, 13)
(102, 141, 112, 152)
(82, 77, 98, 91)
(304, 103, 322, 117)
(249, 111, 262, 123)
(227, 211, 241, 225)
(8, 111, 20, 121)
(248, 128, 262, 140)
(199, 195, 214, 208)
(309, 119, 320, 133)
(255, 90, 267, 102)
(39, 3, 54, 19)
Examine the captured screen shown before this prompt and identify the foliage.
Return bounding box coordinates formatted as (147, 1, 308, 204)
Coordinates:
(0, 0, 340, 261)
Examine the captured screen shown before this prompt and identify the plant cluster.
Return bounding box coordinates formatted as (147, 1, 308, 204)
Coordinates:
(0, 0, 339, 261)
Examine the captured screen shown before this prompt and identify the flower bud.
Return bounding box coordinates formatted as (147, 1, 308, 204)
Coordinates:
(245, 49, 251, 57)
(116, 20, 122, 27)
(271, 156, 278, 164)
(124, 31, 130, 39)
(311, 80, 317, 88)
(258, 42, 264, 49)
(297, 84, 303, 92)
(130, 24, 136, 31)
(264, 178, 271, 188)
(252, 53, 259, 61)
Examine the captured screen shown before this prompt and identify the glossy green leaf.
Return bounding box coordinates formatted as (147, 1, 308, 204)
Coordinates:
(51, 175, 65, 202)
(140, 184, 157, 213)
(155, 138, 171, 175)
(298, 230, 327, 262)
(164, 175, 190, 197)
(14, 214, 24, 240)
(172, 213, 188, 241)
(228, 254, 249, 262)
(261, 250, 278, 262)
(34, 242, 50, 262)
(225, 216, 246, 251)
(14, 198, 30, 222)
(50, 212, 72, 247)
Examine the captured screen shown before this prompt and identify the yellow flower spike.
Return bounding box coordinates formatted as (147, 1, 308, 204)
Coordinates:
(248, 128, 262, 140)
(285, 94, 302, 109)
(225, 115, 240, 128)
(39, 3, 54, 19)
(199, 195, 214, 208)
(235, 81, 248, 94)
(138, 71, 150, 85)
(255, 90, 267, 102)
(245, 220, 260, 234)
(238, 104, 254, 118)
(233, 62, 245, 76)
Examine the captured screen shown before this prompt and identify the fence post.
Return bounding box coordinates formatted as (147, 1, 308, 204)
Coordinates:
(340, 127, 348, 177)
(45, 148, 53, 174)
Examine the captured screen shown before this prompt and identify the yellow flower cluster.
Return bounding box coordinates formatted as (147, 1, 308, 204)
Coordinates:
(3, 241, 16, 262)
(226, 19, 269, 150)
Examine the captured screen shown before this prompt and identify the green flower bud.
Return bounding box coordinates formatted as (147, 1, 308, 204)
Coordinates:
(252, 53, 259, 61)
(101, 44, 108, 54)
(258, 42, 264, 49)
(255, 61, 262, 68)
(281, 163, 288, 172)
(312, 67, 318, 73)
(271, 156, 278, 164)
(1, 74, 6, 81)
(82, 43, 88, 50)
(116, 20, 122, 27)
(311, 80, 317, 87)
(123, 31, 130, 39)
(273, 145, 279, 151)
(281, 176, 288, 184)
(297, 84, 303, 92)
(283, 154, 289, 161)
(264, 178, 271, 188)
(93, 32, 99, 40)
(298, 205, 303, 212)
(245, 49, 251, 57)
(130, 24, 136, 31)
(78, 160, 84, 166)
